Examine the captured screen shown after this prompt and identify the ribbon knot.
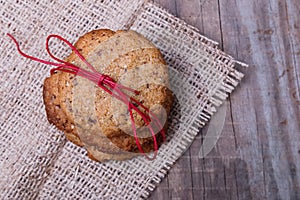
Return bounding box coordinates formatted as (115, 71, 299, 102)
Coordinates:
(7, 33, 165, 160)
(97, 74, 110, 86)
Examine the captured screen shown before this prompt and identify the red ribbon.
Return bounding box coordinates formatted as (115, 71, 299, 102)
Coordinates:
(7, 33, 166, 160)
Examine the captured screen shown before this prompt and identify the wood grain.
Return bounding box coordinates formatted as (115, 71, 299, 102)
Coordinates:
(150, 0, 300, 199)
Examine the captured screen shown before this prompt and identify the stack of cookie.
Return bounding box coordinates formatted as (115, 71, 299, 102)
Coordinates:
(43, 29, 173, 162)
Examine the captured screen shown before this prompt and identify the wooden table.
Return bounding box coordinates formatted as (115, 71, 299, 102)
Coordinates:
(150, 0, 300, 199)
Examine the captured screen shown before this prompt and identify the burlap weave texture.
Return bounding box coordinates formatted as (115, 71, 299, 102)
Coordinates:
(0, 0, 245, 199)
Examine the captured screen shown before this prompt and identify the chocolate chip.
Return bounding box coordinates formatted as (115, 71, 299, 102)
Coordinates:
(97, 50, 102, 56)
(73, 79, 78, 86)
(88, 117, 97, 124)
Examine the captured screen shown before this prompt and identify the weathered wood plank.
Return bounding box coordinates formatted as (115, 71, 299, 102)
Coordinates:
(184, 0, 239, 199)
(148, 175, 170, 200)
(220, 0, 300, 199)
(151, 0, 300, 199)
(153, 0, 178, 16)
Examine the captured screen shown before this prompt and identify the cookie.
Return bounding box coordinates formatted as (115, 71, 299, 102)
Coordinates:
(43, 29, 173, 161)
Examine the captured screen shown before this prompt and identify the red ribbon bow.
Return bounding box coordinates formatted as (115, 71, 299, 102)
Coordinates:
(7, 33, 166, 160)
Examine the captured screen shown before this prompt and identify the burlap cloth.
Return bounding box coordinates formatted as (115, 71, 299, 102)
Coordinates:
(0, 0, 246, 199)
